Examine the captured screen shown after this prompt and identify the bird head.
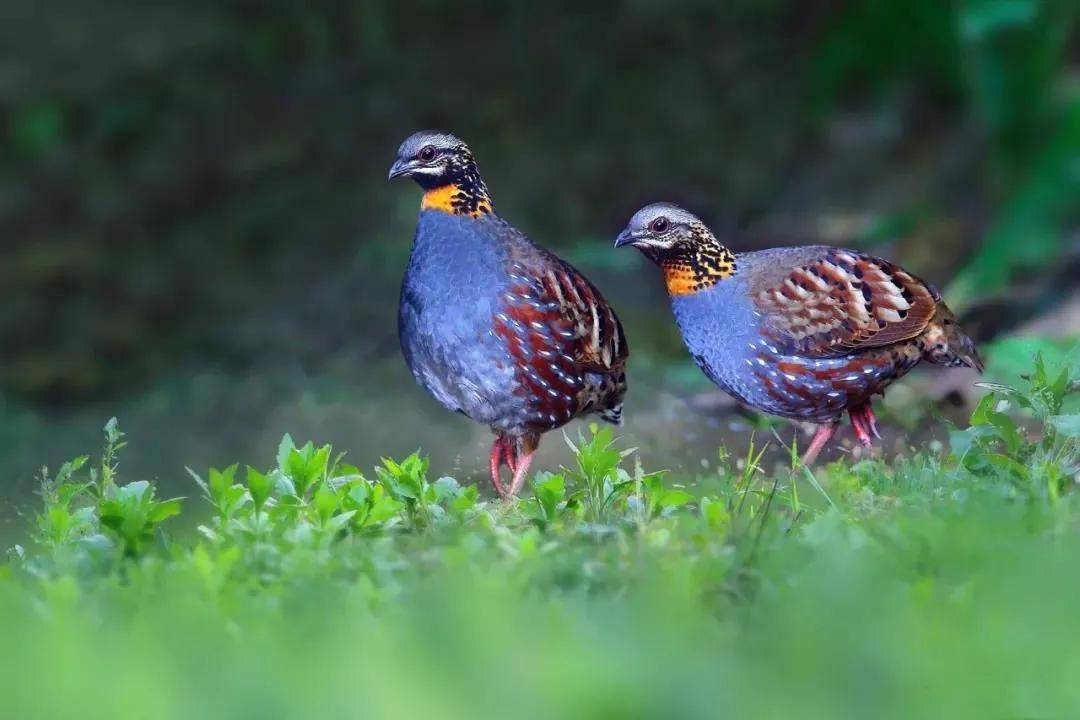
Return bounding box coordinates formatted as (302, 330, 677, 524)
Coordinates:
(614, 202, 709, 255)
(388, 131, 477, 188)
(614, 202, 736, 295)
(388, 131, 493, 216)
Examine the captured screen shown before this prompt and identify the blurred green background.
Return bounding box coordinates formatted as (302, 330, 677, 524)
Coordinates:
(2, 0, 1078, 520)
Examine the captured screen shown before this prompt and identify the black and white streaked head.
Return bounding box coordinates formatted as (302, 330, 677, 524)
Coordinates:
(614, 202, 736, 295)
(388, 130, 492, 216)
(388, 131, 480, 189)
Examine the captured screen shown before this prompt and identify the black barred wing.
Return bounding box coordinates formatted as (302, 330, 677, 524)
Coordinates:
(750, 248, 938, 357)
(492, 259, 628, 431)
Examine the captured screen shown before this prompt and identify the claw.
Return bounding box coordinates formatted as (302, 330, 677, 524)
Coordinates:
(488, 440, 509, 499)
(507, 450, 535, 497)
(849, 405, 879, 449)
(489, 435, 537, 499)
(866, 406, 881, 439)
(503, 438, 518, 474)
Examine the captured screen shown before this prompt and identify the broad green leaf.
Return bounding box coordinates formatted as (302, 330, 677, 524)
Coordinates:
(451, 485, 479, 513)
(659, 490, 694, 509)
(367, 494, 405, 525)
(347, 482, 370, 506)
(277, 434, 296, 471)
(433, 476, 460, 502)
(314, 485, 339, 523)
(533, 473, 565, 521)
(208, 465, 239, 505)
(246, 466, 273, 509)
(148, 499, 183, 524)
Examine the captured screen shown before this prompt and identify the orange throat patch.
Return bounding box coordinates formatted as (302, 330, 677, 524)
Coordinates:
(662, 263, 711, 296)
(660, 249, 736, 296)
(421, 183, 493, 218)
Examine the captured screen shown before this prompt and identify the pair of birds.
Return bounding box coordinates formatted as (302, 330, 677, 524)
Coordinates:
(388, 131, 982, 498)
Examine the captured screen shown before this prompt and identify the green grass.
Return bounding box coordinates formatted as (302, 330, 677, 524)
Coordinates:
(2, 355, 1079, 719)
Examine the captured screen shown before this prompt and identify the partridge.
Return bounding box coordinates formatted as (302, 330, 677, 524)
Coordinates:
(615, 202, 981, 463)
(389, 131, 628, 497)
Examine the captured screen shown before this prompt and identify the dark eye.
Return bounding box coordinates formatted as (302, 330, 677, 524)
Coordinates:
(417, 145, 438, 162)
(649, 216, 670, 233)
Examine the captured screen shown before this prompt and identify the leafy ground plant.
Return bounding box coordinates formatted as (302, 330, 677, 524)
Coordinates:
(2, 355, 1079, 719)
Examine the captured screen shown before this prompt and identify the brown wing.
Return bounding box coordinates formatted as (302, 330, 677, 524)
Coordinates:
(750, 248, 939, 358)
(493, 257, 627, 428)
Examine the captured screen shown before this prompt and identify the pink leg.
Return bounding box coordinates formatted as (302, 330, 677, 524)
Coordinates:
(503, 440, 518, 474)
(507, 450, 536, 497)
(849, 404, 880, 449)
(802, 422, 839, 465)
(488, 439, 508, 499)
(865, 405, 881, 439)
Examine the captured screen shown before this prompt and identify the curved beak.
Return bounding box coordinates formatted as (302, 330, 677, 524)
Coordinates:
(613, 228, 642, 249)
(387, 158, 413, 180)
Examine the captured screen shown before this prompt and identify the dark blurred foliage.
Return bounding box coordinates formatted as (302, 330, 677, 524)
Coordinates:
(0, 1, 1076, 501)
(2, 0, 1075, 403)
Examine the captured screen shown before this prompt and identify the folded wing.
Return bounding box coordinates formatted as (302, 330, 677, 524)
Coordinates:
(750, 248, 939, 357)
(493, 256, 628, 428)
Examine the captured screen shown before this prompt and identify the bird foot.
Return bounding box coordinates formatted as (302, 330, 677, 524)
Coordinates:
(488, 439, 510, 499)
(489, 437, 532, 500)
(507, 451, 535, 497)
(849, 404, 881, 449)
(503, 442, 518, 475)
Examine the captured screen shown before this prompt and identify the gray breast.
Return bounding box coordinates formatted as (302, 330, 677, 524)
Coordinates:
(670, 277, 762, 406)
(670, 271, 897, 423)
(398, 211, 522, 429)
